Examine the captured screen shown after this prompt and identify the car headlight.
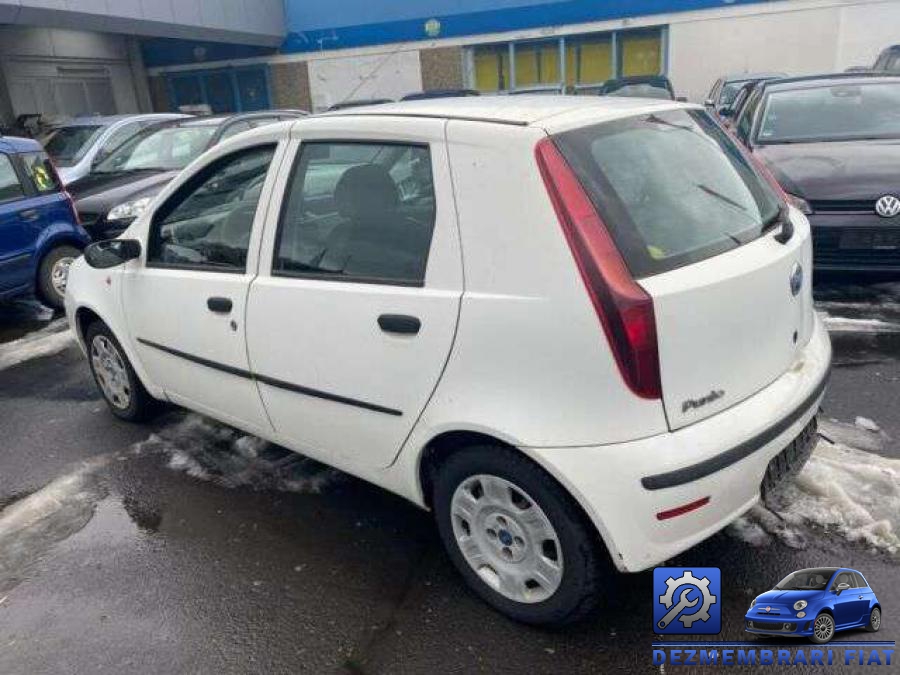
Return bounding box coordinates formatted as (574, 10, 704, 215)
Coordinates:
(107, 196, 152, 222)
(750, 598, 757, 608)
(786, 193, 812, 215)
(793, 600, 808, 611)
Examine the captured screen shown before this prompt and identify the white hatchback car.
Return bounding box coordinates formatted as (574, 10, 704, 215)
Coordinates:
(66, 97, 831, 625)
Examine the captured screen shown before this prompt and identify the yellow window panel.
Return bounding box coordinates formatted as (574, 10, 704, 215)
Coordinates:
(515, 47, 538, 87)
(579, 40, 612, 84)
(621, 34, 661, 77)
(474, 48, 509, 91)
(538, 46, 559, 84)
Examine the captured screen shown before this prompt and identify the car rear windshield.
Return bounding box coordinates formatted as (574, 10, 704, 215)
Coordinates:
(94, 125, 217, 174)
(757, 81, 900, 144)
(44, 125, 104, 166)
(553, 109, 782, 278)
(774, 569, 836, 591)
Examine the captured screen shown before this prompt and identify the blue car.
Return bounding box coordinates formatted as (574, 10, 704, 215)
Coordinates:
(746, 567, 881, 644)
(0, 135, 89, 309)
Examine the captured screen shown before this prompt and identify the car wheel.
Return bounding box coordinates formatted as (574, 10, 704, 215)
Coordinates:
(809, 612, 835, 644)
(85, 321, 156, 422)
(866, 607, 881, 633)
(37, 245, 80, 310)
(432, 444, 606, 625)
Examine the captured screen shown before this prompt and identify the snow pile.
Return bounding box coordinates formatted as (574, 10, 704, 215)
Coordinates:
(0, 318, 75, 371)
(729, 418, 899, 556)
(135, 414, 339, 494)
(820, 314, 900, 333)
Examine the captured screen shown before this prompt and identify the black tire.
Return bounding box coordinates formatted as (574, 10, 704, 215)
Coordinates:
(36, 244, 81, 310)
(866, 607, 881, 633)
(809, 612, 835, 644)
(432, 444, 606, 625)
(85, 321, 157, 422)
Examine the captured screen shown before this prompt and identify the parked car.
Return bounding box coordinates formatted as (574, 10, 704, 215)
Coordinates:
(730, 73, 900, 270)
(67, 111, 304, 240)
(719, 79, 766, 129)
(0, 135, 89, 308)
(746, 568, 880, 643)
(705, 72, 786, 117)
(65, 97, 831, 625)
(873, 44, 900, 73)
(597, 75, 675, 99)
(327, 98, 393, 111)
(42, 114, 189, 185)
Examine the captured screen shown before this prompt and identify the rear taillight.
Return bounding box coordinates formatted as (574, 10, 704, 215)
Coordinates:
(535, 137, 661, 400)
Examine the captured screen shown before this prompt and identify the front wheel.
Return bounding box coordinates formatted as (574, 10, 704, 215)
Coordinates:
(36, 245, 80, 309)
(866, 607, 881, 632)
(432, 445, 605, 625)
(809, 612, 835, 644)
(85, 321, 157, 422)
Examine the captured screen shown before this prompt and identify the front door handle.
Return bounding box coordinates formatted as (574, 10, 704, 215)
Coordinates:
(378, 314, 421, 335)
(19, 208, 39, 222)
(207, 297, 233, 313)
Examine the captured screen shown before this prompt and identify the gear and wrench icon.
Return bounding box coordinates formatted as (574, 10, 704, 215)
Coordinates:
(658, 570, 717, 628)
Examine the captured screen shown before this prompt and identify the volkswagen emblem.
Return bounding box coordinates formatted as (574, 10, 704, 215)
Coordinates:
(875, 195, 900, 218)
(789, 262, 803, 297)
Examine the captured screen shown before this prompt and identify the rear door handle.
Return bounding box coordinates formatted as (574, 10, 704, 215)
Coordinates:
(207, 297, 233, 313)
(378, 314, 421, 335)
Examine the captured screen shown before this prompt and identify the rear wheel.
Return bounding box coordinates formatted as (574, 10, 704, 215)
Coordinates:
(866, 607, 881, 632)
(85, 321, 156, 422)
(36, 245, 80, 309)
(432, 445, 605, 625)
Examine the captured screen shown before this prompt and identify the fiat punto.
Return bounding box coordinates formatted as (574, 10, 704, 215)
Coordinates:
(66, 97, 831, 624)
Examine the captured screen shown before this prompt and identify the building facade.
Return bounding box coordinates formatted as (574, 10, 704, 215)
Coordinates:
(0, 0, 897, 122)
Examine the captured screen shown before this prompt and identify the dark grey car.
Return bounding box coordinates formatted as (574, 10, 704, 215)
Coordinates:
(731, 73, 900, 271)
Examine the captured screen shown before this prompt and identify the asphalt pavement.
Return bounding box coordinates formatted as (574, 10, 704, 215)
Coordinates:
(0, 280, 897, 674)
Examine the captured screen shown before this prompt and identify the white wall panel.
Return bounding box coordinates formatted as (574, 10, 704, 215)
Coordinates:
(308, 50, 423, 112)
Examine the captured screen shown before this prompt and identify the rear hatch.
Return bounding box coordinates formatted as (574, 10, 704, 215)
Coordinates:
(552, 107, 812, 429)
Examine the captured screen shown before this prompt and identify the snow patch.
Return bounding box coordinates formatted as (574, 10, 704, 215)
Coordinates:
(0, 318, 75, 371)
(729, 423, 900, 556)
(821, 314, 900, 333)
(136, 414, 338, 494)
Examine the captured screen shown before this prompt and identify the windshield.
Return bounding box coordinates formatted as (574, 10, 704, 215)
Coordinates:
(720, 80, 749, 106)
(554, 109, 782, 278)
(757, 82, 900, 143)
(95, 125, 217, 174)
(44, 125, 104, 166)
(775, 569, 835, 591)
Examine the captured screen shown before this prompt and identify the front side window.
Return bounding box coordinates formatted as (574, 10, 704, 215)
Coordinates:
(554, 109, 782, 278)
(275, 142, 435, 285)
(0, 154, 23, 202)
(148, 145, 275, 271)
(832, 571, 854, 590)
(20, 152, 61, 194)
(757, 82, 900, 144)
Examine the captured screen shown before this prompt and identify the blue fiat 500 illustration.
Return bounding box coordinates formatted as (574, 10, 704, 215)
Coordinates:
(745, 567, 881, 643)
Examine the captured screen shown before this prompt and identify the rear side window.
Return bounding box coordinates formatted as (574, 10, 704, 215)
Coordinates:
(148, 145, 275, 271)
(553, 109, 781, 278)
(274, 141, 436, 285)
(0, 154, 23, 202)
(20, 152, 61, 194)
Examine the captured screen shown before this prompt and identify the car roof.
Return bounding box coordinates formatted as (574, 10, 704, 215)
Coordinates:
(761, 72, 900, 92)
(723, 72, 787, 83)
(320, 95, 688, 129)
(175, 111, 303, 128)
(0, 135, 43, 153)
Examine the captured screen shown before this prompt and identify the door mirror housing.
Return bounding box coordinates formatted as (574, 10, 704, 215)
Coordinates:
(84, 239, 142, 269)
(704, 98, 715, 107)
(835, 582, 851, 595)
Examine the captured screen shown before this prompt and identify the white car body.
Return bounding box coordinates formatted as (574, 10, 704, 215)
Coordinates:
(49, 114, 188, 185)
(65, 96, 831, 576)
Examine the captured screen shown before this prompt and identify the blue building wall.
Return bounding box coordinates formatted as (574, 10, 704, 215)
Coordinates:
(283, 0, 770, 52)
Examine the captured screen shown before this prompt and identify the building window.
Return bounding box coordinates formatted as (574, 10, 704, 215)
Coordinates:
(165, 66, 271, 113)
(469, 27, 663, 93)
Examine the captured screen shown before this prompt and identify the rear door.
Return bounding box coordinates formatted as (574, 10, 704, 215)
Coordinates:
(247, 118, 462, 470)
(0, 152, 31, 293)
(554, 108, 811, 429)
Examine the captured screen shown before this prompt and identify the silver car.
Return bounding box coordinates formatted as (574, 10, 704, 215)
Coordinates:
(43, 114, 188, 184)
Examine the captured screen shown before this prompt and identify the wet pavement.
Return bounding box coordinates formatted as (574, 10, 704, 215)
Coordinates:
(0, 280, 898, 674)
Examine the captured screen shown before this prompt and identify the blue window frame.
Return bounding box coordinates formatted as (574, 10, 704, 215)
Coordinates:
(166, 66, 272, 113)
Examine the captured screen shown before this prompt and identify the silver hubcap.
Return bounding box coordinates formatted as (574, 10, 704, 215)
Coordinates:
(814, 614, 834, 641)
(450, 474, 563, 603)
(90, 335, 131, 410)
(871, 609, 881, 630)
(50, 256, 75, 297)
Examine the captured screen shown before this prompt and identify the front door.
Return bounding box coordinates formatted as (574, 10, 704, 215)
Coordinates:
(123, 143, 281, 435)
(0, 152, 31, 294)
(247, 122, 462, 470)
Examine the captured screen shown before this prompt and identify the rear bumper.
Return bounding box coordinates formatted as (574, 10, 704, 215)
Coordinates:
(810, 213, 900, 271)
(529, 313, 832, 572)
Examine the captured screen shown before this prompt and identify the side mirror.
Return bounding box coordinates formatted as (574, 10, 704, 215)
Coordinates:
(84, 239, 142, 269)
(835, 583, 850, 595)
(704, 98, 715, 107)
(675, 96, 688, 103)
